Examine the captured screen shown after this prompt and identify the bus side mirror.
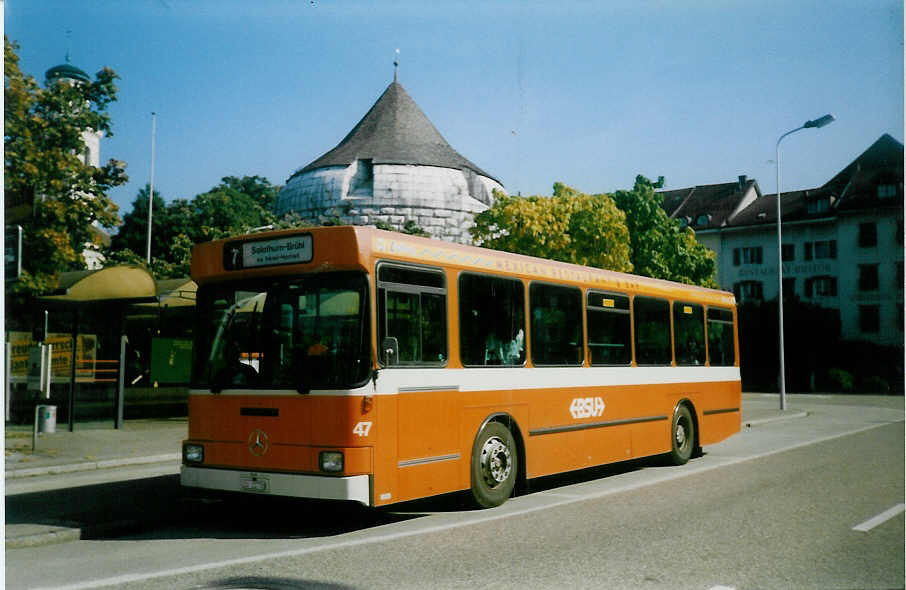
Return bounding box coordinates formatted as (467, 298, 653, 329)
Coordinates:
(381, 337, 399, 366)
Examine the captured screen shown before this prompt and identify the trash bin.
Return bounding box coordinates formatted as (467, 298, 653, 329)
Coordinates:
(36, 405, 56, 433)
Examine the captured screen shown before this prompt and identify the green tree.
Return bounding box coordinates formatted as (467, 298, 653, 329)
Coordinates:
(611, 175, 716, 287)
(107, 184, 167, 260)
(470, 184, 633, 272)
(5, 37, 127, 293)
(105, 175, 295, 279)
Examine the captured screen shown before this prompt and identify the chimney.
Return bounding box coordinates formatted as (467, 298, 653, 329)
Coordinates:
(738, 175, 747, 190)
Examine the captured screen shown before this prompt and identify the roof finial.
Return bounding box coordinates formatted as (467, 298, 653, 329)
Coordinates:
(65, 29, 72, 63)
(393, 48, 399, 82)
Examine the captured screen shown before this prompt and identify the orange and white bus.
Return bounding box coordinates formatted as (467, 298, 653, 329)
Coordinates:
(181, 225, 740, 508)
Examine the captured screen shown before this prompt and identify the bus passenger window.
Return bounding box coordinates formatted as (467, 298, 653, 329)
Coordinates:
(459, 274, 525, 366)
(587, 291, 631, 365)
(633, 296, 671, 365)
(707, 307, 736, 366)
(673, 302, 705, 366)
(377, 264, 447, 366)
(530, 283, 583, 366)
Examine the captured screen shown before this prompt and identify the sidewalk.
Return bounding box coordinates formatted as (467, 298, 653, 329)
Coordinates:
(5, 418, 186, 479)
(5, 396, 807, 549)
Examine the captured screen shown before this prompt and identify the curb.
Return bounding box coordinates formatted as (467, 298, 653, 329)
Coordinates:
(743, 411, 808, 427)
(5, 453, 181, 480)
(6, 517, 164, 549)
(5, 525, 83, 549)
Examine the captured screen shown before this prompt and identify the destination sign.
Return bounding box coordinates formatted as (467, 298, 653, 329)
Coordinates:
(224, 235, 313, 270)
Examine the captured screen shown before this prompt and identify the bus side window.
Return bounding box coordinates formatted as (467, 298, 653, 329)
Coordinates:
(707, 307, 736, 366)
(530, 283, 583, 366)
(377, 263, 447, 366)
(633, 296, 671, 365)
(673, 302, 705, 366)
(587, 291, 631, 365)
(459, 274, 525, 367)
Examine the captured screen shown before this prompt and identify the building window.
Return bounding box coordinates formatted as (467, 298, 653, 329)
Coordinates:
(897, 221, 903, 245)
(733, 246, 763, 266)
(781, 244, 795, 262)
(859, 305, 880, 333)
(804, 240, 837, 261)
(733, 281, 763, 303)
(877, 184, 897, 199)
(805, 276, 838, 298)
(897, 262, 903, 292)
(858, 222, 878, 248)
(858, 264, 880, 292)
(781, 278, 796, 299)
(807, 198, 830, 214)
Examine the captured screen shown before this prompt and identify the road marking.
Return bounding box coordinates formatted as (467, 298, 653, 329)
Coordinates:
(852, 503, 905, 532)
(29, 418, 903, 590)
(708, 586, 736, 590)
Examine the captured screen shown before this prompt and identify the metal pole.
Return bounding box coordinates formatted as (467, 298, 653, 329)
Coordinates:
(146, 112, 157, 264)
(774, 114, 834, 411)
(775, 131, 796, 410)
(116, 332, 126, 429)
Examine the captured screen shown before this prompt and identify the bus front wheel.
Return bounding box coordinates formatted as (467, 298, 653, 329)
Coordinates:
(669, 405, 695, 466)
(470, 421, 518, 508)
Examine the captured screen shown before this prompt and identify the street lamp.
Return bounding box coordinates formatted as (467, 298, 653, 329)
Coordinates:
(775, 113, 835, 410)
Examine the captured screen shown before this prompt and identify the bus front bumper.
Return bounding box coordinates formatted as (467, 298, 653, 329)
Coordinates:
(180, 466, 371, 506)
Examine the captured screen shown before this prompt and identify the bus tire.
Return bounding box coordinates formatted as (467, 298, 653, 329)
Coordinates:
(669, 404, 695, 466)
(470, 421, 518, 508)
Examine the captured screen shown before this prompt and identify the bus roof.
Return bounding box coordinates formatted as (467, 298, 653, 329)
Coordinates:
(192, 225, 736, 307)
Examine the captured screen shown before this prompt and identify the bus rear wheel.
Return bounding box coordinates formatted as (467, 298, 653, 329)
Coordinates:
(669, 405, 695, 466)
(470, 421, 518, 508)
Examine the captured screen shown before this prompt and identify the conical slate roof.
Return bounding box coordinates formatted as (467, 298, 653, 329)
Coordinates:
(292, 81, 498, 182)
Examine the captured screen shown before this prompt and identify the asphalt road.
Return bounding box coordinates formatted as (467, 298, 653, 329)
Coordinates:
(6, 397, 904, 590)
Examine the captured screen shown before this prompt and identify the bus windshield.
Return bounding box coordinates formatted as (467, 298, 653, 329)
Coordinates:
(192, 271, 371, 391)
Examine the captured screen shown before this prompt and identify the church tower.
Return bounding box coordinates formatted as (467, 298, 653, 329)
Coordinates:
(45, 56, 102, 170)
(45, 55, 107, 269)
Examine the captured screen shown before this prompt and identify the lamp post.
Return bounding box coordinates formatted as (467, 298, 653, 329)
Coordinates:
(146, 112, 157, 264)
(775, 113, 835, 410)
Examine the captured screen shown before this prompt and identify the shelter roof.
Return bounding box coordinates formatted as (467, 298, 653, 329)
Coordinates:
(40, 266, 157, 304)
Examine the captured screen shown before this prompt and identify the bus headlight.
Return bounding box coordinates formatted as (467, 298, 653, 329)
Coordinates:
(320, 451, 344, 473)
(183, 443, 204, 463)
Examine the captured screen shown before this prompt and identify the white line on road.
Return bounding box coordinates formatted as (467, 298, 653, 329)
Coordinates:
(707, 586, 736, 590)
(852, 503, 905, 532)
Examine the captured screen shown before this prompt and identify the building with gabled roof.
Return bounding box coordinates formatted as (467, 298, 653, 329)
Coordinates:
(661, 134, 903, 349)
(275, 79, 503, 243)
(659, 176, 761, 284)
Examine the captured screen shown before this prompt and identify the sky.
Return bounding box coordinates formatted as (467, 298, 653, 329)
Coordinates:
(6, 0, 904, 221)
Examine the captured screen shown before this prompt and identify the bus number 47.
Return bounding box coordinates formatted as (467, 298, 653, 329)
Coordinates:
(353, 421, 373, 437)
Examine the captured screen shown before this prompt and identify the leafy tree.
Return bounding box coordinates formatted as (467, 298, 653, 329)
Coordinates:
(107, 184, 167, 260)
(470, 184, 633, 272)
(5, 37, 127, 293)
(105, 175, 297, 279)
(611, 175, 717, 287)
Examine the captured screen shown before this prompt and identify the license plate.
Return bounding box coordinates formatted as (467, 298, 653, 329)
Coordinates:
(240, 475, 269, 493)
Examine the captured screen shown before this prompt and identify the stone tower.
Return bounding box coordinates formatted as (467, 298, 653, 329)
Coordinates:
(274, 80, 504, 243)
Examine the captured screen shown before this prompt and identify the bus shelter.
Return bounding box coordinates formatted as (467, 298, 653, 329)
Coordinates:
(6, 266, 196, 429)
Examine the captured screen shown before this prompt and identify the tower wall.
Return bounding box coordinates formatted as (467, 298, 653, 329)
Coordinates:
(275, 163, 503, 244)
